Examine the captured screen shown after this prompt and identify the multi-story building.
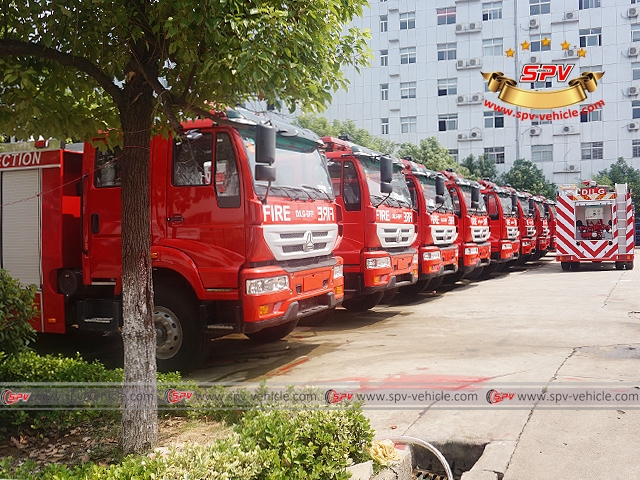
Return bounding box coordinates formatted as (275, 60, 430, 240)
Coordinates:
(324, 0, 640, 184)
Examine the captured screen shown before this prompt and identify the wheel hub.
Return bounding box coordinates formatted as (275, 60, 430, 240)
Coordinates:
(154, 306, 183, 360)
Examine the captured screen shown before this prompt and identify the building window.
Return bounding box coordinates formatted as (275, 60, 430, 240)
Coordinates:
(437, 43, 457, 61)
(438, 78, 458, 96)
(381, 118, 389, 135)
(483, 38, 503, 56)
(400, 81, 417, 99)
(380, 50, 389, 67)
(483, 1, 503, 20)
(400, 47, 417, 64)
(484, 147, 505, 164)
(380, 15, 388, 32)
(400, 12, 416, 30)
(448, 149, 459, 162)
(579, 0, 600, 8)
(380, 84, 389, 101)
(633, 140, 640, 158)
(484, 111, 504, 128)
(532, 110, 552, 125)
(531, 34, 552, 52)
(530, 0, 551, 15)
(437, 7, 456, 25)
(438, 114, 458, 131)
(581, 142, 603, 160)
(530, 80, 552, 89)
(632, 62, 640, 80)
(633, 24, 640, 42)
(401, 116, 417, 133)
(581, 64, 603, 74)
(580, 104, 602, 122)
(634, 100, 640, 119)
(532, 144, 553, 162)
(580, 28, 601, 47)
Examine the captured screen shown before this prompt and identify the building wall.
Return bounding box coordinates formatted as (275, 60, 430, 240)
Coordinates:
(324, 0, 640, 184)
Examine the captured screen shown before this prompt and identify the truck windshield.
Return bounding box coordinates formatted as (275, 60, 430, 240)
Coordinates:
(518, 197, 533, 217)
(417, 175, 453, 212)
(460, 184, 487, 214)
(498, 193, 516, 217)
(536, 202, 547, 219)
(358, 155, 412, 208)
(243, 134, 334, 201)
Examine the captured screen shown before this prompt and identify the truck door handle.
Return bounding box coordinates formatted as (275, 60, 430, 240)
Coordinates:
(167, 214, 184, 223)
(90, 213, 100, 234)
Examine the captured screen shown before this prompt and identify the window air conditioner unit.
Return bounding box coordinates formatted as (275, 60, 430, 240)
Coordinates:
(629, 86, 640, 96)
(530, 55, 541, 64)
(562, 125, 574, 134)
(458, 133, 468, 140)
(529, 18, 540, 29)
(457, 95, 467, 104)
(457, 59, 466, 69)
(628, 122, 640, 131)
(629, 7, 639, 17)
(468, 58, 482, 67)
(455, 23, 466, 32)
(468, 22, 482, 31)
(470, 130, 482, 139)
(564, 10, 577, 21)
(568, 165, 577, 171)
(629, 46, 640, 57)
(565, 49, 577, 58)
(529, 127, 541, 136)
(470, 93, 483, 102)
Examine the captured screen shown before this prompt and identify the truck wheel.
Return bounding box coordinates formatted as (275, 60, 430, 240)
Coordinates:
(626, 262, 634, 270)
(246, 319, 298, 342)
(380, 288, 399, 304)
(429, 276, 445, 290)
(154, 285, 210, 373)
(615, 262, 624, 270)
(399, 279, 430, 296)
(561, 262, 571, 271)
(342, 292, 384, 312)
(444, 270, 464, 285)
(570, 263, 581, 271)
(464, 266, 484, 280)
(298, 309, 333, 326)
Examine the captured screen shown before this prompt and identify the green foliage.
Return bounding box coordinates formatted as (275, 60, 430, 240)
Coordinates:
(592, 157, 640, 211)
(498, 159, 557, 198)
(297, 115, 397, 154)
(460, 154, 498, 182)
(1, 406, 375, 480)
(397, 137, 470, 176)
(0, 269, 37, 355)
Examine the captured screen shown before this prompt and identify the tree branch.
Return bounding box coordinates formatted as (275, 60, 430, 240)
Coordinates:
(0, 39, 123, 106)
(134, 62, 184, 136)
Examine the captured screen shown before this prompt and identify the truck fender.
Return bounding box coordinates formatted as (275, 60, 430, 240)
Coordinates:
(150, 246, 206, 298)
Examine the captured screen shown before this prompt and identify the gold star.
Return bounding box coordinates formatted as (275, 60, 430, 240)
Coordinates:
(505, 48, 515, 57)
(577, 48, 587, 57)
(561, 40, 571, 50)
(520, 40, 531, 50)
(541, 37, 551, 47)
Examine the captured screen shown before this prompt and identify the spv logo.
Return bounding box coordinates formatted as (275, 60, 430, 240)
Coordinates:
(520, 64, 575, 83)
(164, 388, 194, 404)
(1, 389, 31, 405)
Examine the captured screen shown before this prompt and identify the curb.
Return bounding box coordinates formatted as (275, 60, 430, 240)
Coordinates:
(346, 445, 413, 480)
(460, 440, 516, 480)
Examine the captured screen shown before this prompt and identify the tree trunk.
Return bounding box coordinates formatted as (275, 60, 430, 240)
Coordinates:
(118, 60, 157, 454)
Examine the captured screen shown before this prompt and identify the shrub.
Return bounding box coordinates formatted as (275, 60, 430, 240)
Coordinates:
(0, 269, 37, 355)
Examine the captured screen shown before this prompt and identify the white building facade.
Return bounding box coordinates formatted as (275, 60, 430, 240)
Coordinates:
(324, 0, 640, 184)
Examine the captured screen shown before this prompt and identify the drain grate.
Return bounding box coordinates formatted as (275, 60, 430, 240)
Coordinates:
(413, 470, 449, 480)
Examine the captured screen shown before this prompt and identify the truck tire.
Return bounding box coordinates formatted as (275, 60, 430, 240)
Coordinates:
(429, 276, 445, 290)
(154, 285, 210, 373)
(298, 309, 333, 326)
(464, 266, 484, 280)
(380, 287, 399, 304)
(246, 319, 298, 342)
(615, 262, 624, 270)
(561, 262, 571, 271)
(342, 292, 384, 312)
(399, 279, 430, 296)
(626, 262, 634, 270)
(570, 262, 580, 271)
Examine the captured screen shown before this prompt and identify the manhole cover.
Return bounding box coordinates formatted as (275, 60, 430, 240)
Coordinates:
(413, 470, 449, 480)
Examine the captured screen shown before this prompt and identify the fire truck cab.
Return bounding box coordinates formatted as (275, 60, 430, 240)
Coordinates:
(480, 180, 520, 270)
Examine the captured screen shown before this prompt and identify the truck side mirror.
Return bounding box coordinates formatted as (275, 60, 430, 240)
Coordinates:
(380, 182, 393, 194)
(255, 123, 276, 165)
(471, 185, 480, 209)
(511, 193, 518, 213)
(528, 198, 535, 213)
(436, 176, 446, 196)
(380, 156, 393, 184)
(436, 194, 445, 205)
(255, 164, 276, 182)
(544, 203, 550, 216)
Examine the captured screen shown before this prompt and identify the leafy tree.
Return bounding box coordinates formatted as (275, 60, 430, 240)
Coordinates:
(296, 115, 397, 154)
(592, 157, 640, 212)
(397, 137, 470, 176)
(1, 0, 369, 453)
(460, 154, 498, 182)
(498, 159, 556, 198)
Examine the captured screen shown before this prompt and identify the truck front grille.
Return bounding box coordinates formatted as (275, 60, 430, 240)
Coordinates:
(263, 224, 339, 261)
(471, 226, 490, 243)
(507, 226, 519, 241)
(431, 226, 457, 245)
(377, 223, 416, 249)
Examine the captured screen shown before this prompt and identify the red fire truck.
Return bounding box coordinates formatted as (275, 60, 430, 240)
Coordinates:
(556, 181, 634, 270)
(442, 170, 491, 279)
(480, 180, 519, 272)
(531, 195, 551, 260)
(546, 199, 557, 251)
(322, 136, 418, 310)
(512, 190, 537, 264)
(401, 159, 459, 293)
(1, 110, 344, 371)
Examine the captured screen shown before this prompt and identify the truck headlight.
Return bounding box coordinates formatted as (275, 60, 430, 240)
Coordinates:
(464, 247, 479, 256)
(413, 254, 419, 264)
(422, 251, 441, 261)
(366, 257, 391, 269)
(333, 264, 343, 279)
(246, 275, 289, 295)
(501, 243, 511, 250)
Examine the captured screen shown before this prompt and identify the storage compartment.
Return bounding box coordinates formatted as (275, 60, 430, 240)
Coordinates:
(574, 202, 613, 240)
